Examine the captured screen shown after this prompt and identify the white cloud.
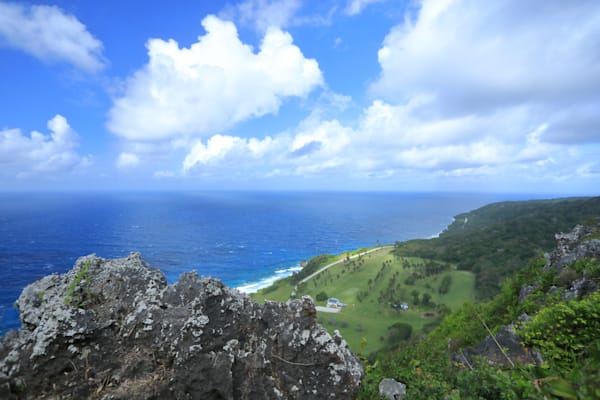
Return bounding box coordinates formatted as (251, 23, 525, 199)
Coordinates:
(372, 1, 600, 121)
(374, 0, 600, 102)
(345, 0, 386, 16)
(0, 2, 105, 72)
(176, 96, 566, 181)
(220, 0, 336, 32)
(0, 115, 90, 176)
(110, 1, 598, 191)
(323, 0, 600, 187)
(221, 0, 301, 32)
(180, 118, 354, 176)
(107, 15, 322, 142)
(116, 152, 140, 169)
(182, 134, 283, 173)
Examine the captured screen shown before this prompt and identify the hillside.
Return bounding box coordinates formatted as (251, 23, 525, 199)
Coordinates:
(253, 248, 475, 354)
(360, 220, 600, 399)
(394, 196, 600, 298)
(254, 196, 600, 355)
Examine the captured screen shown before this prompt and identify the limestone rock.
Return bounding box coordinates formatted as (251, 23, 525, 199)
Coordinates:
(378, 378, 406, 400)
(545, 224, 600, 271)
(564, 276, 598, 300)
(0, 253, 362, 399)
(462, 323, 543, 367)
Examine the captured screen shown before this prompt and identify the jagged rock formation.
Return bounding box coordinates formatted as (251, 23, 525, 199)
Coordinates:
(0, 253, 362, 399)
(459, 222, 600, 368)
(546, 223, 600, 272)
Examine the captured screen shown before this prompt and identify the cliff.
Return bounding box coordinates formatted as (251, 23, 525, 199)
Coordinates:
(0, 253, 362, 399)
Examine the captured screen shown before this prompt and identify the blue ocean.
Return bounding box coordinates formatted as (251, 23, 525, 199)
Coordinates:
(0, 191, 532, 333)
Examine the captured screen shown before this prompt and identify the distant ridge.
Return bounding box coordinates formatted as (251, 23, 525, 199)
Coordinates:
(394, 196, 600, 298)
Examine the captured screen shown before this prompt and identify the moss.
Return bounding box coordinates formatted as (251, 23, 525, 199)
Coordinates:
(64, 260, 92, 307)
(35, 290, 46, 304)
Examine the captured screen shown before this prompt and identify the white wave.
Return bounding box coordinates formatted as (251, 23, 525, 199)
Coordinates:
(236, 265, 302, 294)
(275, 266, 302, 274)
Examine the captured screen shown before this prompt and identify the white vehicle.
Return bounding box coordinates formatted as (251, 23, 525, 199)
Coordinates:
(326, 298, 347, 308)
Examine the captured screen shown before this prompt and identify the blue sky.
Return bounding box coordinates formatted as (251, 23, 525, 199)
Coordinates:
(1, 0, 599, 193)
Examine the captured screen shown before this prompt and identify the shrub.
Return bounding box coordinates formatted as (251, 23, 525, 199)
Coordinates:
(557, 269, 579, 287)
(315, 291, 328, 302)
(64, 260, 92, 307)
(438, 274, 452, 294)
(385, 322, 412, 347)
(290, 254, 333, 283)
(523, 291, 600, 370)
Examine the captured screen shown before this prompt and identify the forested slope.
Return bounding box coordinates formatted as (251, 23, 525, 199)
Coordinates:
(394, 197, 600, 298)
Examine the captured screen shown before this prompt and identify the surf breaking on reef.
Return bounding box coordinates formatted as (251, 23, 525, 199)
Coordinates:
(236, 264, 303, 293)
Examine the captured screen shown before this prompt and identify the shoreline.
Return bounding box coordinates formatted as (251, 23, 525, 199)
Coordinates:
(236, 264, 302, 293)
(235, 245, 395, 294)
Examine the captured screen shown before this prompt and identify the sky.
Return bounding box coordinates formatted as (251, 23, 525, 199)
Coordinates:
(1, 0, 599, 193)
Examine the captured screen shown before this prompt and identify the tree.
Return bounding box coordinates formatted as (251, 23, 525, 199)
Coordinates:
(316, 291, 328, 302)
(422, 292, 432, 306)
(385, 322, 413, 348)
(411, 290, 420, 304)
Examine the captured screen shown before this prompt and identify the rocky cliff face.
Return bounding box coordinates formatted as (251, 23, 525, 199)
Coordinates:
(458, 222, 600, 368)
(0, 253, 362, 399)
(546, 223, 600, 271)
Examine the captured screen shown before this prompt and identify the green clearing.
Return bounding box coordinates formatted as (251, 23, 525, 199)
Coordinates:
(252, 248, 475, 353)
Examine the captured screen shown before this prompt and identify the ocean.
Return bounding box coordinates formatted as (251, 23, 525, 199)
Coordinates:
(0, 191, 530, 333)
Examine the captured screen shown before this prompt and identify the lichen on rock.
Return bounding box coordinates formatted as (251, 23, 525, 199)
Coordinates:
(0, 253, 362, 399)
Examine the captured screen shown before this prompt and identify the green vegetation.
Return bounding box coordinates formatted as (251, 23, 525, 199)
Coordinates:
(315, 291, 328, 301)
(64, 260, 92, 307)
(35, 290, 46, 304)
(253, 248, 475, 353)
(360, 249, 600, 399)
(394, 197, 600, 299)
(254, 196, 600, 398)
(523, 291, 600, 371)
(289, 254, 336, 284)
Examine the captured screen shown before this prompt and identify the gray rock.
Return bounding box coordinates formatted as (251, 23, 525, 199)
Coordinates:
(0, 253, 362, 399)
(545, 224, 600, 271)
(518, 283, 539, 303)
(564, 276, 598, 300)
(379, 378, 406, 400)
(463, 323, 543, 367)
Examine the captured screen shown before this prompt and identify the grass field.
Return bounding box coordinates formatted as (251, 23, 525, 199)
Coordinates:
(252, 247, 475, 354)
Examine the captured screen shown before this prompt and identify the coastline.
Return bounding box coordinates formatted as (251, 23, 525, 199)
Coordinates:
(236, 264, 302, 293)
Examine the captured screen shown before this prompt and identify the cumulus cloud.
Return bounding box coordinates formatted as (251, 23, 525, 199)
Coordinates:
(0, 115, 90, 176)
(369, 0, 600, 147)
(181, 118, 354, 176)
(0, 2, 105, 72)
(182, 134, 284, 173)
(346, 0, 600, 183)
(373, 0, 600, 109)
(177, 92, 565, 180)
(107, 15, 322, 142)
(112, 1, 597, 190)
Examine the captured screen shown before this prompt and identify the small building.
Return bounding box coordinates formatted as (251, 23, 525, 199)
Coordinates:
(326, 298, 347, 308)
(400, 303, 409, 310)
